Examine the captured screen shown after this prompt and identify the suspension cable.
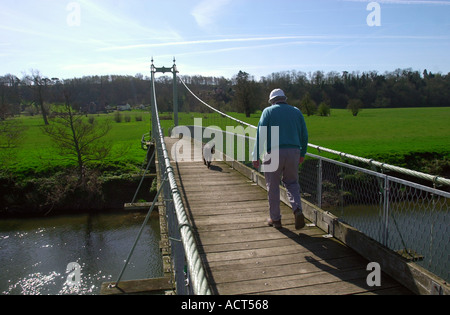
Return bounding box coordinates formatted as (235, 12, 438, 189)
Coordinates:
(178, 76, 256, 129)
(111, 173, 168, 289)
(131, 149, 155, 204)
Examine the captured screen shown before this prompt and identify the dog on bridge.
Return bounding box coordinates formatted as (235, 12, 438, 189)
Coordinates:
(202, 142, 216, 169)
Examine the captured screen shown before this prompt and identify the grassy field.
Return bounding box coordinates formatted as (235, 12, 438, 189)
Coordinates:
(5, 111, 152, 176)
(304, 107, 449, 158)
(168, 107, 450, 159)
(2, 107, 449, 177)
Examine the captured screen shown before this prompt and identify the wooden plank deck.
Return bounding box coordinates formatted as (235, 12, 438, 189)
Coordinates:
(165, 137, 412, 295)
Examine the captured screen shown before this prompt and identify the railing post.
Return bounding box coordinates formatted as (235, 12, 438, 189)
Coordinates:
(173, 58, 179, 127)
(382, 176, 390, 247)
(150, 61, 157, 141)
(317, 159, 323, 208)
(339, 162, 344, 215)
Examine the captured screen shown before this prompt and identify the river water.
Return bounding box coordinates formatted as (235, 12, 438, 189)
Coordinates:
(0, 211, 163, 295)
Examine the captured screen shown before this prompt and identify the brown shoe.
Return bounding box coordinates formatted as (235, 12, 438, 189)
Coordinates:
(267, 218, 282, 229)
(295, 212, 305, 230)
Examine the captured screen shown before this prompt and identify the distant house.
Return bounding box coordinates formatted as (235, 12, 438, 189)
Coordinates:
(117, 103, 131, 111)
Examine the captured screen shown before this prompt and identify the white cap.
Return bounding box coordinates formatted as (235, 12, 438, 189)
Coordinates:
(269, 89, 287, 103)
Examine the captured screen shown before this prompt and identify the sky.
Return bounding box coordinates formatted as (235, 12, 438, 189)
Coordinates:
(1, 0, 449, 80)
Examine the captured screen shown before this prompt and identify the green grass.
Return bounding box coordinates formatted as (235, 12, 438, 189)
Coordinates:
(303, 107, 450, 159)
(5, 112, 151, 176)
(3, 107, 450, 177)
(164, 107, 450, 159)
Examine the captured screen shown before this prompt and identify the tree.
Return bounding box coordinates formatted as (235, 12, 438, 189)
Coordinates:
(300, 92, 317, 116)
(0, 76, 11, 120)
(0, 118, 27, 172)
(318, 102, 331, 116)
(347, 99, 363, 116)
(42, 80, 112, 180)
(0, 74, 21, 119)
(23, 70, 51, 125)
(233, 71, 260, 117)
(0, 119, 26, 148)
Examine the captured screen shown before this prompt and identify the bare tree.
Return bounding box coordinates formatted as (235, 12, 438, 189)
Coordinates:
(22, 70, 50, 125)
(42, 80, 112, 180)
(0, 118, 27, 172)
(0, 119, 26, 148)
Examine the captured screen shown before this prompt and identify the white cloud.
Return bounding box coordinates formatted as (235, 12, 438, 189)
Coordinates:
(97, 35, 333, 52)
(191, 0, 232, 28)
(95, 34, 446, 52)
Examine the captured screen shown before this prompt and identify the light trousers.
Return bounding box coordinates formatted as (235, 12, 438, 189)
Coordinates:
(263, 148, 302, 222)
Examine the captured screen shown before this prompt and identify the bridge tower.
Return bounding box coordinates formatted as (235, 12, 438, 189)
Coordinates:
(150, 58, 179, 140)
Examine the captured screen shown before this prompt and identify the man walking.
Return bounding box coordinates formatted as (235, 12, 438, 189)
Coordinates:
(252, 89, 308, 229)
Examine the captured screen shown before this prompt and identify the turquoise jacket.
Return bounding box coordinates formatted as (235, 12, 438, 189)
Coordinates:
(253, 102, 308, 160)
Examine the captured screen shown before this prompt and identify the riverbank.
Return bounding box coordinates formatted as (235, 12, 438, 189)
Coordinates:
(0, 170, 157, 217)
(2, 150, 449, 217)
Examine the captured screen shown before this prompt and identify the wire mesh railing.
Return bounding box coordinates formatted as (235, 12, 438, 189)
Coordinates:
(300, 153, 449, 281)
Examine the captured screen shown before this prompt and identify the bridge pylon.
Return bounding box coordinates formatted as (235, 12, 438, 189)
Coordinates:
(150, 57, 179, 140)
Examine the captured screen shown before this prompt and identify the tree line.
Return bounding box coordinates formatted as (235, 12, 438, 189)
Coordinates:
(1, 67, 449, 121)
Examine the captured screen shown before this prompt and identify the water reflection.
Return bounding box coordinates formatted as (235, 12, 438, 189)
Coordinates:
(0, 211, 163, 295)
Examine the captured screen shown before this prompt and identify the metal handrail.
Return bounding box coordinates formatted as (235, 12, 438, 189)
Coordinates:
(151, 78, 211, 295)
(307, 144, 450, 187)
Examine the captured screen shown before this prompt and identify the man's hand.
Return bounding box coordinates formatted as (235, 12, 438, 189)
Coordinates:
(299, 157, 305, 165)
(252, 160, 260, 169)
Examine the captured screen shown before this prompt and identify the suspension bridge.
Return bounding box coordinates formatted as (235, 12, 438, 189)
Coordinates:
(101, 60, 449, 296)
